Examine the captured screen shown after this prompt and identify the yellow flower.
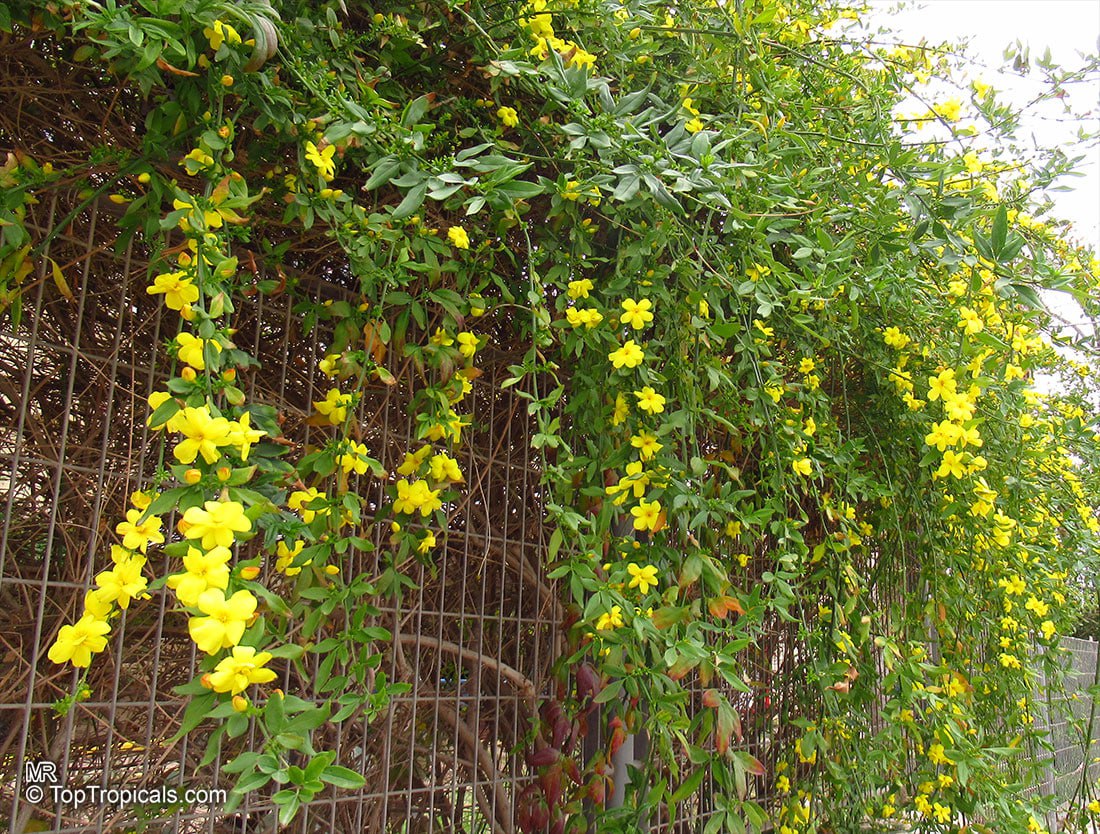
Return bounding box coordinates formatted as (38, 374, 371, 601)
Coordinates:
(567, 278, 593, 299)
(792, 458, 813, 477)
(999, 575, 1026, 596)
(595, 605, 624, 631)
(176, 332, 220, 370)
(568, 48, 596, 70)
(397, 446, 433, 476)
(627, 562, 659, 594)
(999, 652, 1021, 669)
(418, 531, 437, 554)
(289, 487, 327, 522)
(207, 645, 277, 695)
(226, 412, 265, 461)
(957, 306, 983, 334)
(48, 613, 111, 667)
(318, 354, 341, 377)
(882, 327, 910, 349)
(927, 742, 951, 765)
(394, 479, 443, 517)
(94, 555, 148, 610)
(1024, 596, 1049, 617)
(935, 97, 963, 122)
(611, 392, 630, 426)
(147, 391, 175, 429)
(276, 540, 310, 576)
(456, 331, 480, 358)
(924, 420, 962, 452)
(631, 431, 662, 460)
(798, 357, 815, 374)
(565, 307, 603, 329)
(428, 452, 464, 483)
(621, 298, 654, 330)
(338, 440, 373, 475)
(181, 500, 252, 549)
(167, 546, 232, 607)
(431, 327, 454, 346)
(188, 589, 258, 654)
(447, 226, 470, 250)
(634, 386, 666, 414)
(804, 417, 816, 436)
(314, 388, 352, 425)
(147, 271, 199, 311)
(115, 508, 164, 553)
(497, 106, 519, 127)
(927, 369, 956, 402)
(685, 117, 705, 134)
(609, 340, 645, 369)
(932, 803, 951, 823)
(304, 141, 336, 181)
(172, 406, 232, 464)
(934, 450, 966, 479)
(1040, 620, 1056, 640)
(204, 19, 241, 50)
(631, 498, 661, 531)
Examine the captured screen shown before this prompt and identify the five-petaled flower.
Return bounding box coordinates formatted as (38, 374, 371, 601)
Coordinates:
(48, 613, 111, 667)
(147, 271, 199, 311)
(627, 562, 659, 594)
(207, 645, 278, 695)
(167, 546, 232, 607)
(634, 386, 666, 414)
(305, 141, 336, 181)
(631, 497, 662, 531)
(181, 500, 252, 549)
(314, 388, 352, 425)
(116, 508, 164, 552)
(621, 298, 654, 330)
(497, 106, 519, 128)
(172, 406, 232, 464)
(188, 588, 258, 654)
(609, 340, 645, 369)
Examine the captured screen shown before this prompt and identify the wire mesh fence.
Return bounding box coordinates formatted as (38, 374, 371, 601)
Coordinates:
(0, 186, 564, 833)
(2, 189, 1099, 833)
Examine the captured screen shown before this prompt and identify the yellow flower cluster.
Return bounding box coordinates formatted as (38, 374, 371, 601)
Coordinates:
(519, 0, 597, 69)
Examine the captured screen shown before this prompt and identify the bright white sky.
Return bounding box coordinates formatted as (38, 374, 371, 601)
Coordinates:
(867, 0, 1100, 253)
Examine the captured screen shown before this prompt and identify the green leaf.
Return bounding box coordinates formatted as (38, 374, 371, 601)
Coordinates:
(321, 765, 367, 789)
(991, 204, 1008, 256)
(392, 182, 428, 220)
(670, 767, 706, 804)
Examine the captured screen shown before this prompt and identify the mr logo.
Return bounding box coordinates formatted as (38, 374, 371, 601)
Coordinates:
(24, 760, 58, 785)
(22, 760, 59, 805)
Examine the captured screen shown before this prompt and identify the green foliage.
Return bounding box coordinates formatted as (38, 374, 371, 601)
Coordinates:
(4, 0, 1099, 830)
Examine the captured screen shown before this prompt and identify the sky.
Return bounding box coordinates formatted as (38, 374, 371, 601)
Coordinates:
(867, 0, 1100, 253)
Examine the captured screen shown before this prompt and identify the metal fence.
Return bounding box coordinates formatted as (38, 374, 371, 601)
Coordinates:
(0, 188, 564, 833)
(1038, 636, 1100, 828)
(2, 192, 1100, 834)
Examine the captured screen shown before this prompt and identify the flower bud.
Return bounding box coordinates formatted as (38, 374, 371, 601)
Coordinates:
(200, 673, 213, 689)
(183, 468, 202, 485)
(180, 367, 197, 382)
(137, 172, 151, 184)
(240, 566, 261, 580)
(220, 74, 234, 87)
(217, 466, 232, 481)
(222, 368, 237, 382)
(324, 565, 339, 576)
(232, 695, 249, 712)
(391, 521, 401, 533)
